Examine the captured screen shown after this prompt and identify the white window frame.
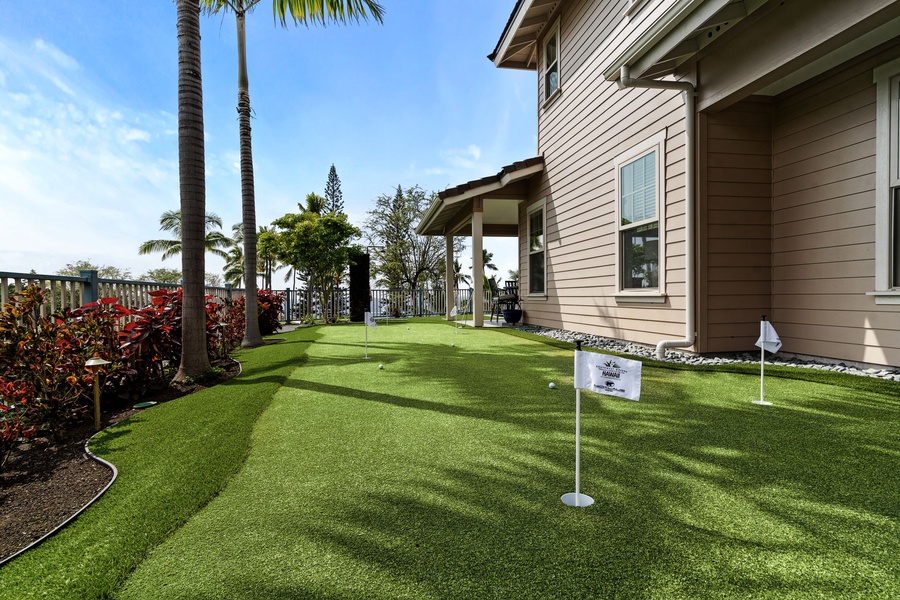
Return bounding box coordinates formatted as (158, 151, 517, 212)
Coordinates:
(869, 58, 900, 304)
(542, 17, 561, 105)
(526, 198, 547, 299)
(613, 131, 667, 303)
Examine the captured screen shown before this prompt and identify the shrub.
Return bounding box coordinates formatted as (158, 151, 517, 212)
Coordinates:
(229, 290, 285, 338)
(256, 289, 285, 336)
(0, 286, 95, 441)
(119, 289, 182, 386)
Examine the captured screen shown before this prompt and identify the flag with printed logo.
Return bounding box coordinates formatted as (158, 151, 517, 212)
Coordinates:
(574, 351, 642, 401)
(364, 311, 377, 328)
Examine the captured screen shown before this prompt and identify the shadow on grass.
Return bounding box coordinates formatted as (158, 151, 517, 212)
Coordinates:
(265, 326, 900, 598)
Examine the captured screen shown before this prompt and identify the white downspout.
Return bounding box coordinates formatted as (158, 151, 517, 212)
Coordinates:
(618, 66, 696, 360)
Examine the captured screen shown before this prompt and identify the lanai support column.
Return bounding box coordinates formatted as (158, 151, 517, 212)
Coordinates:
(472, 197, 484, 327)
(445, 234, 454, 319)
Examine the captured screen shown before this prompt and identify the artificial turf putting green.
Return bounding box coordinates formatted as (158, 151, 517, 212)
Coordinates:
(111, 322, 899, 599)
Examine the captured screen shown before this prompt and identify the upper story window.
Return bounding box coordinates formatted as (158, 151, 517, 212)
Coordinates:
(543, 18, 561, 102)
(527, 199, 546, 296)
(614, 132, 666, 300)
(870, 58, 900, 303)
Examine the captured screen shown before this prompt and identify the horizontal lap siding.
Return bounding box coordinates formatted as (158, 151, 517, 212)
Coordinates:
(520, 0, 687, 348)
(772, 44, 900, 366)
(699, 97, 774, 353)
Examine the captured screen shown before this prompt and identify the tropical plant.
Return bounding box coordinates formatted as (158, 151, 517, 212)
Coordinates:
(199, 0, 384, 348)
(138, 210, 230, 261)
(453, 258, 472, 288)
(119, 289, 183, 385)
(272, 206, 360, 324)
(481, 249, 498, 275)
(507, 268, 519, 281)
(175, 0, 213, 380)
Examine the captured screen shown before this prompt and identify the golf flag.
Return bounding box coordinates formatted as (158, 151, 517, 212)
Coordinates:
(755, 320, 781, 354)
(574, 351, 642, 401)
(450, 305, 458, 318)
(364, 311, 377, 328)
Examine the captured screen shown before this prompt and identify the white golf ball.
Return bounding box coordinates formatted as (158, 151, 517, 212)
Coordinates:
(378, 364, 384, 370)
(451, 343, 455, 347)
(549, 382, 556, 389)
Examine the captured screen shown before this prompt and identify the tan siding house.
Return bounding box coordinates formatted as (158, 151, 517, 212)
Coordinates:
(417, 0, 900, 369)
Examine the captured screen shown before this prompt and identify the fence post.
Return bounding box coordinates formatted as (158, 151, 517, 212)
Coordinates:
(225, 283, 232, 300)
(284, 288, 290, 323)
(80, 269, 98, 304)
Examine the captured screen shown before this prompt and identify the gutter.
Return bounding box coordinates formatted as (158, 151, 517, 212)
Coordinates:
(618, 66, 696, 360)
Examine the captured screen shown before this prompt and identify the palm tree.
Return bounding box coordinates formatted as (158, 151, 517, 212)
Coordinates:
(138, 210, 230, 260)
(453, 258, 472, 288)
(223, 223, 244, 287)
(482, 249, 498, 275)
(200, 0, 385, 348)
(175, 0, 212, 380)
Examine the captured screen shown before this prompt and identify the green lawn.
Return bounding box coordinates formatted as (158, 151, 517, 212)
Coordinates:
(2, 321, 899, 598)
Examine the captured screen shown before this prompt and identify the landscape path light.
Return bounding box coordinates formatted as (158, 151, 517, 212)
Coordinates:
(85, 356, 111, 432)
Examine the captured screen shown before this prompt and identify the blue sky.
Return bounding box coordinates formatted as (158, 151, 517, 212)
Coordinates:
(0, 1, 536, 284)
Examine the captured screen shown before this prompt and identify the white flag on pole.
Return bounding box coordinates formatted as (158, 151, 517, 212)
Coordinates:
(450, 305, 458, 318)
(755, 320, 781, 354)
(364, 311, 378, 328)
(574, 351, 642, 401)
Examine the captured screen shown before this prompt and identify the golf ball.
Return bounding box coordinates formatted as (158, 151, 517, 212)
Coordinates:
(451, 343, 455, 347)
(549, 382, 556, 389)
(378, 364, 384, 370)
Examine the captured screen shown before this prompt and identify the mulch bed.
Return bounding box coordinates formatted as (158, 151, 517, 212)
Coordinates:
(0, 358, 241, 563)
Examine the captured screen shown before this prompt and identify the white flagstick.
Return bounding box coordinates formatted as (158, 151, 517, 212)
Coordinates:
(562, 341, 594, 508)
(754, 315, 772, 406)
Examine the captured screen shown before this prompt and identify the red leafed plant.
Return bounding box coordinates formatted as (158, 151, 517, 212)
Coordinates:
(119, 289, 182, 386)
(0, 286, 110, 442)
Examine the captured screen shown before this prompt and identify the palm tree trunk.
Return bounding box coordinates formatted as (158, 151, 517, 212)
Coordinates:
(235, 6, 263, 348)
(175, 0, 213, 380)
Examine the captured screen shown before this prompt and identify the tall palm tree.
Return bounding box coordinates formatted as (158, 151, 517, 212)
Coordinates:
(175, 0, 212, 380)
(200, 0, 385, 348)
(138, 210, 230, 260)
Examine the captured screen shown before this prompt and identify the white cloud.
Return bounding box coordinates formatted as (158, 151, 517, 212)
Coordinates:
(34, 39, 79, 71)
(0, 35, 180, 275)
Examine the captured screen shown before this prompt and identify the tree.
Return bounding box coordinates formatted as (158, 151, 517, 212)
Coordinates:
(175, 0, 212, 379)
(480, 249, 498, 275)
(364, 185, 464, 293)
(507, 268, 519, 281)
(257, 226, 280, 289)
(453, 258, 472, 288)
(138, 210, 230, 260)
(272, 204, 360, 323)
(223, 223, 244, 287)
(56, 261, 132, 280)
(324, 164, 343, 214)
(200, 0, 385, 347)
(141, 268, 182, 284)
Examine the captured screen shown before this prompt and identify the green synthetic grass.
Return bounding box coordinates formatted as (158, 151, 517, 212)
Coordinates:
(0, 335, 304, 599)
(100, 321, 899, 599)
